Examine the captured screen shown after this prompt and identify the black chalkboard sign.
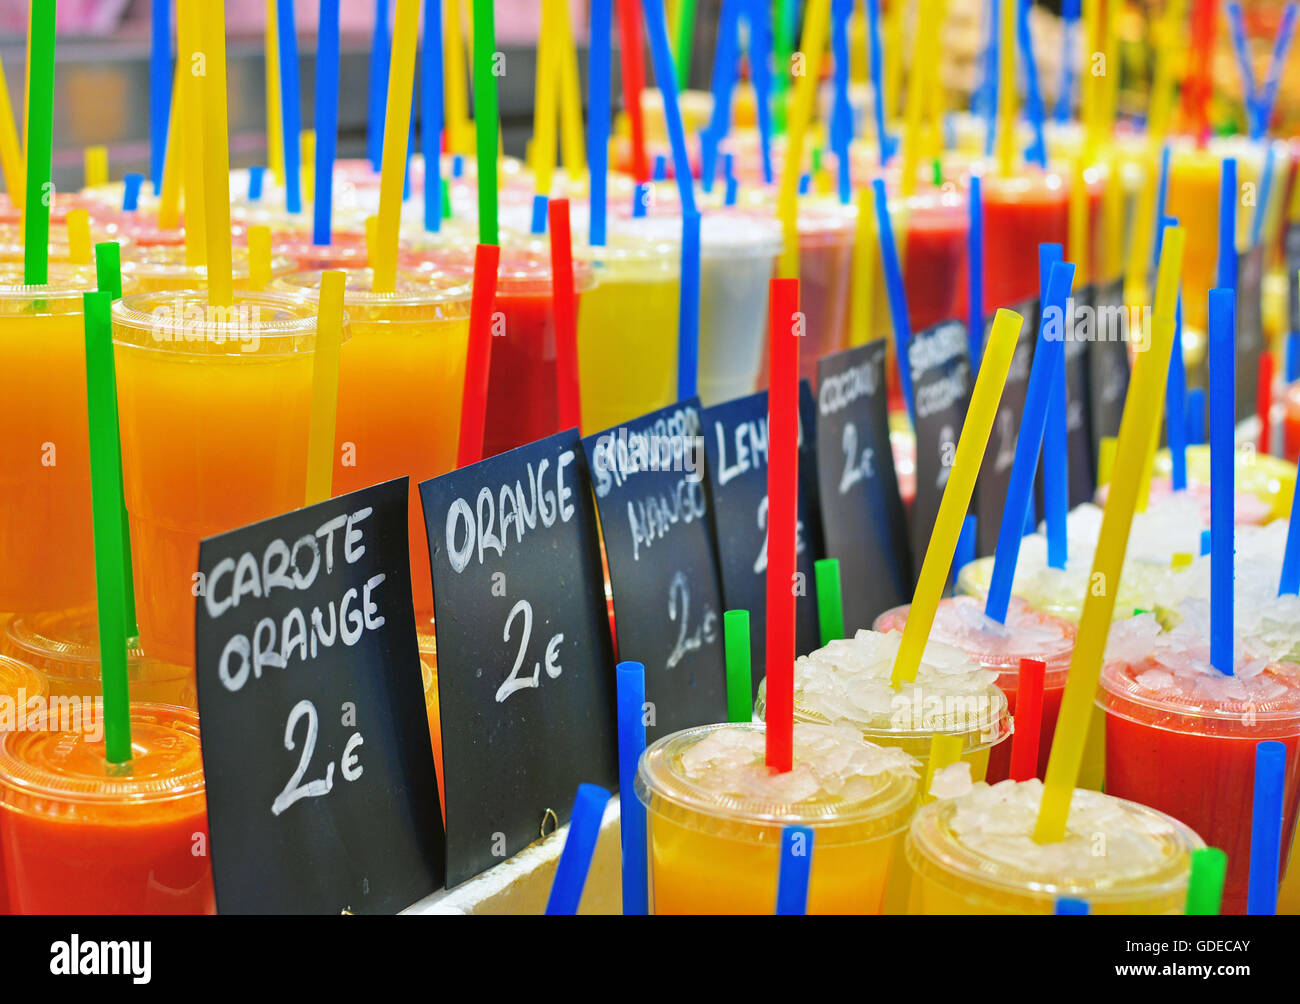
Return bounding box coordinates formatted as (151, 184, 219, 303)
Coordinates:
(1087, 278, 1131, 471)
(976, 302, 1035, 557)
(1286, 223, 1300, 335)
(701, 384, 823, 692)
(815, 340, 911, 629)
(1237, 245, 1265, 424)
(908, 319, 973, 570)
(420, 430, 617, 887)
(582, 400, 728, 743)
(1064, 285, 1096, 506)
(195, 478, 445, 915)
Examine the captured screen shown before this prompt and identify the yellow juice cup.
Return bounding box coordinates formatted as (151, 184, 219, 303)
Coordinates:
(0, 263, 139, 614)
(636, 721, 919, 914)
(112, 290, 330, 667)
(906, 779, 1204, 914)
(121, 244, 295, 293)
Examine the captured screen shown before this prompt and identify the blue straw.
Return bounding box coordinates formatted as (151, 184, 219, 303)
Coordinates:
(641, 0, 697, 214)
(1152, 145, 1171, 268)
(1280, 452, 1300, 594)
(653, 154, 668, 182)
(275, 0, 303, 215)
(1226, 2, 1258, 132)
(678, 209, 701, 400)
(1041, 245, 1069, 570)
(1217, 159, 1238, 291)
(616, 662, 649, 915)
(1251, 142, 1276, 248)
(866, 0, 894, 165)
(149, 0, 171, 195)
(530, 194, 549, 235)
(723, 152, 736, 182)
(968, 175, 985, 370)
(1168, 283, 1188, 491)
(545, 783, 612, 915)
(1209, 287, 1236, 675)
(633, 182, 650, 218)
(248, 165, 266, 202)
(954, 514, 977, 588)
(121, 173, 143, 213)
(312, 0, 340, 246)
(982, 0, 999, 157)
(452, 154, 464, 178)
(1255, 4, 1299, 139)
(1016, 0, 1047, 168)
(1187, 387, 1207, 445)
(775, 826, 814, 915)
(1202, 527, 1212, 557)
(798, 173, 811, 195)
(1053, 0, 1079, 123)
(1055, 896, 1090, 914)
(701, 0, 741, 193)
(873, 178, 915, 422)
(830, 0, 853, 205)
(744, 0, 775, 184)
(1288, 332, 1300, 383)
(1247, 741, 1287, 914)
(367, 0, 391, 171)
(423, 0, 444, 234)
(986, 257, 1076, 623)
(589, 0, 611, 246)
(725, 174, 739, 205)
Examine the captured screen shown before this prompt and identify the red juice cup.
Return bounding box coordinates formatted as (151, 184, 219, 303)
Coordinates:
(874, 595, 1076, 782)
(267, 231, 370, 271)
(978, 168, 1068, 310)
(1100, 656, 1300, 915)
(0, 703, 214, 914)
(0, 654, 44, 915)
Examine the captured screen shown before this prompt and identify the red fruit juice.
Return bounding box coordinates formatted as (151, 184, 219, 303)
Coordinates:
(980, 170, 1069, 310)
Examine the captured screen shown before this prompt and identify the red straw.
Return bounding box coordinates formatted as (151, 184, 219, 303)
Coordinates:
(616, 0, 650, 182)
(457, 243, 501, 468)
(548, 198, 582, 431)
(1009, 658, 1046, 782)
(1259, 349, 1275, 456)
(1185, 0, 1216, 147)
(765, 277, 800, 773)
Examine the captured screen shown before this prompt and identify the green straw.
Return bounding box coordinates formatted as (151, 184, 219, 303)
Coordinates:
(83, 291, 132, 764)
(723, 609, 753, 723)
(932, 157, 943, 187)
(442, 180, 452, 220)
(1185, 847, 1228, 914)
(673, 0, 697, 88)
(774, 0, 794, 134)
(472, 0, 499, 245)
(93, 241, 138, 641)
(23, 0, 56, 286)
(814, 558, 845, 645)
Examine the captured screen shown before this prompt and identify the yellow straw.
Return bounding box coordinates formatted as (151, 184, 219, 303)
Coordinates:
(996, 0, 1018, 177)
(1100, 0, 1120, 144)
(900, 0, 939, 198)
(248, 224, 273, 291)
(777, 0, 831, 280)
(0, 52, 25, 205)
(532, 0, 560, 194)
(1103, 153, 1124, 281)
(365, 214, 378, 265)
(920, 733, 964, 804)
(850, 185, 877, 346)
(883, 0, 904, 123)
(65, 208, 91, 264)
(891, 308, 1025, 687)
(301, 130, 316, 206)
(265, 0, 284, 186)
(1097, 436, 1116, 486)
(1077, 706, 1106, 791)
(84, 145, 107, 188)
(1034, 228, 1185, 843)
(157, 58, 183, 231)
(926, 0, 948, 162)
(1147, 0, 1186, 147)
(373, 0, 421, 294)
(555, 0, 586, 177)
(1124, 150, 1158, 304)
(198, 0, 235, 308)
(305, 270, 346, 507)
(178, 4, 206, 268)
(1135, 214, 1184, 512)
(1081, 0, 1099, 161)
(444, 0, 472, 155)
(1069, 158, 1089, 287)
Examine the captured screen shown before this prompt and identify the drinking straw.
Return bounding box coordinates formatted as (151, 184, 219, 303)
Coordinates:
(1185, 847, 1228, 914)
(873, 178, 914, 421)
(1259, 351, 1275, 455)
(548, 199, 582, 431)
(273, 0, 303, 215)
(457, 243, 501, 467)
(311, 0, 341, 246)
(157, 61, 183, 229)
(1282, 456, 1300, 595)
(725, 175, 738, 206)
(364, 214, 378, 263)
(198, 1, 235, 309)
(149, 0, 170, 194)
(1009, 658, 1046, 781)
(1187, 387, 1207, 445)
(248, 225, 273, 291)
(850, 187, 876, 347)
(443, 0, 470, 155)
(1147, 0, 1187, 146)
(1097, 0, 1120, 144)
(23, 0, 54, 286)
(1251, 143, 1276, 249)
(1254, 4, 1299, 139)
(1096, 437, 1115, 487)
(1289, 332, 1300, 384)
(1167, 285, 1188, 490)
(588, 0, 611, 247)
(864, 0, 892, 165)
(746, 0, 775, 183)
(1217, 158, 1238, 292)
(995, 0, 1017, 176)
(84, 145, 108, 189)
(0, 52, 23, 205)
(775, 826, 814, 915)
(652, 154, 667, 182)
(701, 0, 740, 194)
(1208, 287, 1235, 676)
(616, 0, 650, 182)
(1016, 0, 1046, 169)
(640, 0, 697, 216)
(882, 0, 903, 127)
(178, 2, 206, 269)
(555, 0, 586, 177)
(968, 175, 985, 369)
(544, 783, 611, 915)
(1185, 0, 1215, 146)
(1053, 0, 1078, 122)
(776, 0, 830, 279)
(632, 182, 649, 218)
(814, 559, 845, 645)
(368, 0, 391, 171)
(829, 0, 853, 205)
(723, 610, 753, 723)
(524, 194, 545, 236)
(954, 515, 976, 588)
(986, 259, 1075, 624)
(900, 0, 940, 198)
(82, 291, 132, 765)
(265, 0, 284, 186)
(766, 277, 801, 773)
(892, 309, 1025, 688)
(305, 271, 345, 507)
(66, 209, 91, 265)
(1247, 741, 1286, 914)
(616, 661, 649, 915)
(471, 0, 500, 246)
(372, 0, 421, 292)
(920, 734, 964, 804)
(1202, 527, 1212, 556)
(1225, 2, 1258, 132)
(979, 0, 999, 157)
(1034, 229, 1185, 843)
(773, 0, 795, 133)
(1172, 552, 1193, 570)
(422, 0, 444, 233)
(122, 172, 143, 212)
(1055, 897, 1088, 914)
(532, 1, 560, 194)
(1042, 252, 1068, 572)
(672, 0, 698, 85)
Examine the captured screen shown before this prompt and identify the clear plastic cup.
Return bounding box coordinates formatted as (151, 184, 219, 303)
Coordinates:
(874, 597, 1074, 782)
(635, 720, 919, 914)
(754, 628, 1012, 782)
(0, 654, 45, 914)
(271, 231, 370, 271)
(1152, 443, 1297, 523)
(0, 263, 139, 614)
(977, 168, 1069, 311)
(112, 290, 330, 667)
(792, 200, 855, 384)
(121, 244, 295, 293)
(906, 778, 1204, 914)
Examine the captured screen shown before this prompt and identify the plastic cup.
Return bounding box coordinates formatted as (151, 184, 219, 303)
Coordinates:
(0, 654, 45, 915)
(635, 720, 919, 914)
(755, 628, 1012, 782)
(121, 244, 296, 293)
(1151, 443, 1297, 523)
(112, 290, 328, 667)
(0, 702, 214, 914)
(271, 269, 470, 627)
(906, 778, 1204, 914)
(792, 200, 855, 384)
(0, 263, 139, 614)
(873, 597, 1073, 782)
(1099, 655, 1300, 914)
(271, 231, 371, 271)
(978, 168, 1069, 311)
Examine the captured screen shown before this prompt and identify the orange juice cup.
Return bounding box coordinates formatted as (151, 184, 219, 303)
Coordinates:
(112, 290, 328, 666)
(121, 245, 295, 293)
(0, 703, 214, 914)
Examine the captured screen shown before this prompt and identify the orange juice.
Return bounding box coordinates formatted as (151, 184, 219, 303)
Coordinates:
(121, 244, 295, 293)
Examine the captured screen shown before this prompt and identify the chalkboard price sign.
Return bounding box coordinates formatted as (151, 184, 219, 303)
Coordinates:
(976, 303, 1035, 557)
(1237, 246, 1264, 424)
(1087, 278, 1131, 469)
(420, 430, 617, 887)
(1064, 286, 1096, 506)
(195, 478, 445, 915)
